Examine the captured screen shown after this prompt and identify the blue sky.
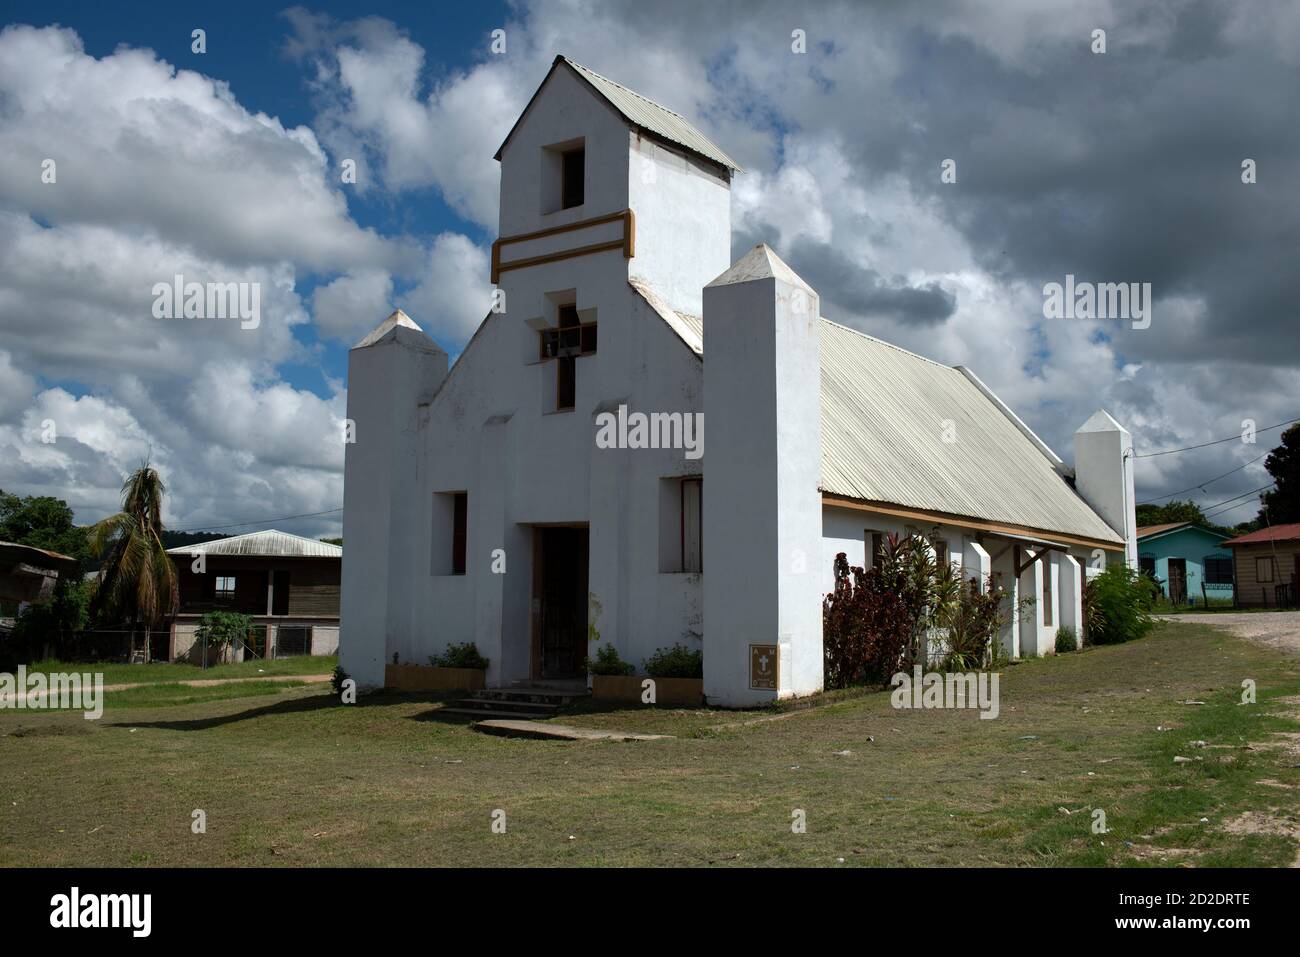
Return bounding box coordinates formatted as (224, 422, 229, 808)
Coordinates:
(4, 1, 509, 398)
(1, 1, 1296, 537)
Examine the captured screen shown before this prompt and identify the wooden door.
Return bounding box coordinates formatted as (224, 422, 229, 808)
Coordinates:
(537, 527, 588, 678)
(1167, 558, 1187, 606)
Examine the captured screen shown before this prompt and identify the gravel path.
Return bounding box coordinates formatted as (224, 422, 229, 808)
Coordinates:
(1160, 611, 1300, 657)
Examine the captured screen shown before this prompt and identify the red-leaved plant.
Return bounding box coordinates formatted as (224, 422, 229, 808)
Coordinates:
(823, 533, 1019, 687)
(822, 552, 914, 688)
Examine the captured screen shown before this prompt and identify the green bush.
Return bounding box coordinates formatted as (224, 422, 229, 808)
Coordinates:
(1054, 626, 1078, 654)
(586, 643, 634, 676)
(331, 664, 351, 695)
(643, 643, 703, 679)
(1083, 565, 1157, 646)
(195, 610, 252, 650)
(429, 642, 489, 669)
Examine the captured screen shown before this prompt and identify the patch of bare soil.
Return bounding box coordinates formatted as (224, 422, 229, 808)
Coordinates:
(1221, 810, 1300, 866)
(1127, 843, 1200, 864)
(1246, 731, 1300, 760)
(1163, 611, 1300, 657)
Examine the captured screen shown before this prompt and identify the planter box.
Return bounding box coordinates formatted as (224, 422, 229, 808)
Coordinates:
(385, 663, 485, 693)
(591, 674, 704, 708)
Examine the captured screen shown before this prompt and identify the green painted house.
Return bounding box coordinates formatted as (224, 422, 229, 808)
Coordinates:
(1136, 522, 1234, 606)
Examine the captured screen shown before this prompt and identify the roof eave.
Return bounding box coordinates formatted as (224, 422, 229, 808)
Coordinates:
(494, 56, 743, 174)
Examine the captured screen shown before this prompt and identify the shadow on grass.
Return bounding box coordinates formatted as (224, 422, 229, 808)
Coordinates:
(108, 688, 453, 731)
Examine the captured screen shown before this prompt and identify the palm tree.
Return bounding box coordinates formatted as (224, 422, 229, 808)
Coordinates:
(89, 466, 178, 661)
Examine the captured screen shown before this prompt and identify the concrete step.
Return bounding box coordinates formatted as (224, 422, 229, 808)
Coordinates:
(476, 719, 672, 741)
(478, 686, 590, 706)
(438, 707, 557, 721)
(451, 697, 558, 714)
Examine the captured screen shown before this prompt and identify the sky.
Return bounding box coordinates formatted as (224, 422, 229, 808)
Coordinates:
(0, 0, 1297, 539)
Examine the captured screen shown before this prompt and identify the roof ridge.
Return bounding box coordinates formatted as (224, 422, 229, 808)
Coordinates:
(165, 528, 340, 553)
(562, 57, 689, 121)
(818, 316, 955, 371)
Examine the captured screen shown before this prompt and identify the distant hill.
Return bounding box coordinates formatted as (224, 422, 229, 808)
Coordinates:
(83, 530, 231, 572)
(160, 530, 231, 551)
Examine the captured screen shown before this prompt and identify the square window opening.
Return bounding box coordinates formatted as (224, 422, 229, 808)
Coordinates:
(561, 147, 585, 209)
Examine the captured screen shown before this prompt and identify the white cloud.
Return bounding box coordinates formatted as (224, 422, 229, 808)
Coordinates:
(400, 233, 493, 350)
(286, 10, 523, 228)
(0, 24, 406, 274)
(0, 25, 368, 534)
(2, 5, 1295, 533)
(313, 270, 394, 343)
(0, 350, 36, 421)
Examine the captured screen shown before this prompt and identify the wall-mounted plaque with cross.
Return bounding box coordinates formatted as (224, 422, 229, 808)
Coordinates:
(749, 643, 778, 690)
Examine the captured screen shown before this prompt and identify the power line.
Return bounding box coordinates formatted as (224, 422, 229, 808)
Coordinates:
(168, 507, 343, 533)
(1200, 483, 1274, 520)
(1137, 451, 1268, 505)
(1202, 496, 1265, 520)
(1135, 417, 1299, 458)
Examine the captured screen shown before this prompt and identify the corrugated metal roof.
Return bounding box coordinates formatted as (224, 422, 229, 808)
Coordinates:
(1136, 521, 1192, 539)
(676, 312, 703, 349)
(563, 58, 743, 171)
(0, 541, 78, 572)
(818, 320, 1122, 544)
(629, 277, 703, 353)
(496, 56, 742, 172)
(1223, 522, 1300, 546)
(630, 282, 1124, 546)
(166, 530, 342, 559)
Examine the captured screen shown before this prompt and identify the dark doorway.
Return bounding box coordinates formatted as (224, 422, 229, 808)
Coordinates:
(534, 527, 588, 679)
(245, 624, 268, 660)
(1167, 558, 1187, 606)
(272, 570, 290, 616)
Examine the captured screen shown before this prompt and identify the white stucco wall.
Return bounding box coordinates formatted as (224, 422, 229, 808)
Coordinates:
(1074, 410, 1137, 568)
(339, 58, 1126, 701)
(338, 61, 734, 687)
(701, 249, 823, 706)
(340, 326, 448, 690)
(310, 625, 340, 656)
(627, 134, 731, 317)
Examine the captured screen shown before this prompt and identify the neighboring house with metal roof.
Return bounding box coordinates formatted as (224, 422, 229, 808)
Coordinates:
(1221, 523, 1300, 607)
(164, 530, 341, 663)
(341, 56, 1136, 706)
(0, 541, 78, 640)
(1135, 522, 1234, 606)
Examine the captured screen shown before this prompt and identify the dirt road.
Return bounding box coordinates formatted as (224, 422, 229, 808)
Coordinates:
(1160, 611, 1300, 657)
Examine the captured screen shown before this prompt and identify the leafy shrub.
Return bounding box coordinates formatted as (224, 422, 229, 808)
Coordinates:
(586, 643, 634, 676)
(937, 574, 1018, 671)
(643, 643, 703, 679)
(195, 610, 252, 650)
(331, 664, 351, 694)
(824, 535, 1028, 686)
(429, 642, 489, 669)
(1083, 565, 1158, 645)
(1054, 626, 1078, 654)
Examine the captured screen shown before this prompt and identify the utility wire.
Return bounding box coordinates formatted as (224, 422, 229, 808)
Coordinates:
(168, 507, 343, 533)
(1135, 417, 1299, 458)
(1137, 451, 1268, 505)
(1201, 496, 1266, 520)
(1200, 483, 1274, 520)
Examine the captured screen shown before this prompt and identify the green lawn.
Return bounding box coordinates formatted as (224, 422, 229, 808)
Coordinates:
(2, 623, 1298, 867)
(21, 654, 337, 686)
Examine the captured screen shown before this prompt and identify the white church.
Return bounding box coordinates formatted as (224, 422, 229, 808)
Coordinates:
(340, 56, 1137, 707)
